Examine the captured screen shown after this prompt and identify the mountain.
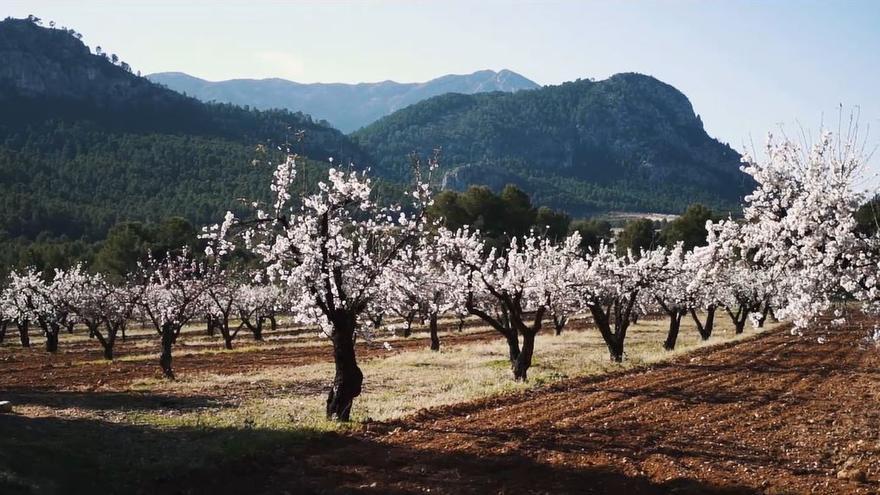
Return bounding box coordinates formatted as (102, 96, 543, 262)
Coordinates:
(0, 17, 368, 245)
(353, 73, 750, 215)
(147, 69, 540, 133)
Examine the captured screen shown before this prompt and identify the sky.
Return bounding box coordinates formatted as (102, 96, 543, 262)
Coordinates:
(6, 0, 880, 188)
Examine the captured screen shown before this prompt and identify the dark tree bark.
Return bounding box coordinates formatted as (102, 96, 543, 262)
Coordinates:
(159, 322, 176, 379)
(553, 315, 568, 336)
(268, 314, 278, 332)
(757, 304, 772, 328)
(457, 315, 465, 332)
(512, 330, 536, 381)
(428, 312, 440, 352)
(400, 310, 416, 338)
(326, 312, 363, 421)
(690, 305, 716, 340)
(589, 295, 636, 362)
(726, 303, 751, 334)
(0, 321, 6, 343)
(505, 331, 521, 364)
(241, 313, 263, 341)
(205, 315, 216, 336)
(663, 310, 685, 350)
(44, 323, 60, 353)
(17, 320, 30, 347)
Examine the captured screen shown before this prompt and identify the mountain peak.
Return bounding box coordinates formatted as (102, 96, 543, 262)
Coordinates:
(147, 69, 540, 132)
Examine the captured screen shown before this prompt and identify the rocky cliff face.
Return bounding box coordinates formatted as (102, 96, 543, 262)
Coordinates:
(0, 18, 162, 105)
(354, 72, 750, 215)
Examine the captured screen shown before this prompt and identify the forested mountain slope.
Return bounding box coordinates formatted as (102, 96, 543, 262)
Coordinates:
(353, 73, 750, 215)
(0, 17, 367, 242)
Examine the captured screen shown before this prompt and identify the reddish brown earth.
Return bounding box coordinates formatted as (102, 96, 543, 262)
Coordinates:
(169, 318, 880, 495)
(0, 321, 501, 390)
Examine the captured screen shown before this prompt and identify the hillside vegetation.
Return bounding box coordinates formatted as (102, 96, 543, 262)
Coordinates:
(354, 74, 750, 215)
(0, 18, 368, 245)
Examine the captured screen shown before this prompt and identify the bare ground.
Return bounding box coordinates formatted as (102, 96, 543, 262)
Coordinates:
(167, 318, 880, 495)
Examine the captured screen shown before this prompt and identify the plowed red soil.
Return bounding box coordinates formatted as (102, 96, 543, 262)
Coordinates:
(0, 324, 500, 390)
(173, 318, 880, 494)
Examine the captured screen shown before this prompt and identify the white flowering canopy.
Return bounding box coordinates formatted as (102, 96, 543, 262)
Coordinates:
(204, 153, 437, 336)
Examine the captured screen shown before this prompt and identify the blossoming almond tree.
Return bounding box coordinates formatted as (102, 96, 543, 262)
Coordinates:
(570, 244, 665, 362)
(1, 271, 35, 347)
(205, 153, 437, 420)
(719, 131, 864, 330)
(138, 252, 210, 378)
(10, 267, 77, 353)
(62, 266, 139, 360)
(386, 230, 465, 351)
(440, 228, 579, 380)
(647, 243, 695, 350)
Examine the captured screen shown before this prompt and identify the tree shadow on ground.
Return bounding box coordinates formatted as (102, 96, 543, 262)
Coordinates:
(0, 411, 757, 495)
(232, 431, 759, 495)
(0, 390, 229, 412)
(0, 412, 320, 495)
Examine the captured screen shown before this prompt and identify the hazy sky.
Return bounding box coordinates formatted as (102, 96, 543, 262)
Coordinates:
(6, 0, 880, 186)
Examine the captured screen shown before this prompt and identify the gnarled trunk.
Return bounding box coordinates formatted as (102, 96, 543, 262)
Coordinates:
(663, 310, 685, 350)
(589, 301, 631, 363)
(205, 315, 216, 336)
(428, 312, 440, 352)
(17, 320, 30, 347)
(41, 320, 60, 353)
(727, 303, 750, 334)
(45, 328, 59, 353)
(402, 311, 415, 338)
(513, 330, 536, 381)
(505, 330, 521, 364)
(241, 314, 263, 341)
(269, 314, 278, 332)
(553, 315, 568, 336)
(160, 323, 176, 379)
(690, 305, 716, 340)
(757, 304, 771, 328)
(326, 313, 363, 421)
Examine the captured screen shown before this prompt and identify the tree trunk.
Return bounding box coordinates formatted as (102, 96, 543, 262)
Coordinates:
(512, 330, 536, 381)
(457, 315, 465, 332)
(103, 322, 120, 361)
(402, 311, 414, 338)
(505, 330, 521, 364)
(18, 320, 30, 347)
(206, 315, 216, 336)
(704, 305, 716, 339)
(663, 311, 684, 350)
(45, 325, 59, 353)
(269, 314, 278, 332)
(590, 305, 624, 362)
(0, 321, 6, 343)
(253, 317, 264, 341)
(757, 304, 771, 328)
(429, 312, 440, 352)
(690, 305, 716, 340)
(326, 313, 363, 421)
(160, 323, 176, 379)
(734, 306, 748, 334)
(553, 315, 567, 336)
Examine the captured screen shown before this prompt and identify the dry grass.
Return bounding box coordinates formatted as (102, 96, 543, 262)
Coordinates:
(126, 315, 780, 431)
